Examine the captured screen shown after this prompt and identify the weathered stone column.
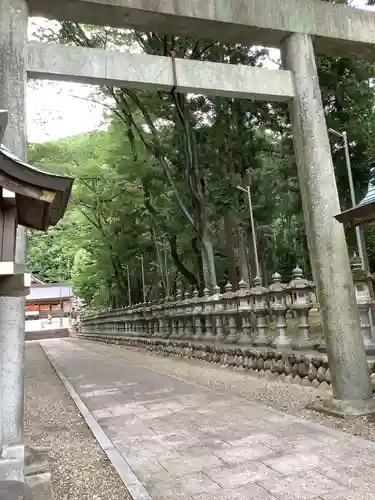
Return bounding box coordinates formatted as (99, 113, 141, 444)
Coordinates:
(0, 0, 28, 480)
(282, 33, 373, 409)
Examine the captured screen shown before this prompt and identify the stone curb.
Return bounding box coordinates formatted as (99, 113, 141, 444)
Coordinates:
(40, 341, 153, 500)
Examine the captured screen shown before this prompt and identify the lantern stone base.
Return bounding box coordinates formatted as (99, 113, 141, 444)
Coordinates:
(25, 446, 52, 500)
(293, 338, 315, 351)
(272, 336, 292, 349)
(0, 445, 24, 482)
(363, 339, 375, 354)
(0, 480, 33, 500)
(307, 396, 375, 417)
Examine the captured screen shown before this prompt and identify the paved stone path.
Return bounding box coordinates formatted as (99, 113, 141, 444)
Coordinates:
(41, 339, 375, 500)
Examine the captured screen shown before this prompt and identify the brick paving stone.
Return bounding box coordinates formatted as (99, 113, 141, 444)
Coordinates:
(319, 487, 374, 500)
(213, 444, 275, 464)
(226, 432, 279, 448)
(148, 432, 197, 448)
(124, 447, 183, 462)
(206, 461, 281, 488)
(159, 453, 225, 477)
(126, 456, 165, 478)
(192, 484, 279, 500)
(41, 339, 375, 500)
(263, 452, 321, 475)
(316, 460, 375, 490)
(92, 408, 113, 419)
(177, 437, 231, 456)
(259, 470, 345, 499)
(147, 470, 221, 496)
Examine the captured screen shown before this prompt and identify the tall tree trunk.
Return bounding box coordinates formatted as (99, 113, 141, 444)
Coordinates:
(169, 235, 197, 287)
(223, 214, 238, 289)
(247, 229, 258, 284)
(238, 230, 251, 287)
(201, 229, 217, 292)
(192, 236, 204, 292)
(176, 91, 217, 292)
(151, 229, 167, 296)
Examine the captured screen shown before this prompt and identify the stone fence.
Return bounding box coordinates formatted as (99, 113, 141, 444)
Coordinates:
(80, 262, 375, 392)
(82, 262, 374, 352)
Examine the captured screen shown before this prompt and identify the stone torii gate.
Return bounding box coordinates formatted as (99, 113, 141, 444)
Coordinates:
(2, 0, 375, 480)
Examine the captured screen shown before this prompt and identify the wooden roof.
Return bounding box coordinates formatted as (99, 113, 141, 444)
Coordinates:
(335, 166, 375, 229)
(0, 144, 73, 230)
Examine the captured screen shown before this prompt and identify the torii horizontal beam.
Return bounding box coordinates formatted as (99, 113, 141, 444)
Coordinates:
(27, 42, 295, 102)
(27, 0, 375, 60)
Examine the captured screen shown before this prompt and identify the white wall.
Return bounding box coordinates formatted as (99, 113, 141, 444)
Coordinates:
(25, 317, 70, 332)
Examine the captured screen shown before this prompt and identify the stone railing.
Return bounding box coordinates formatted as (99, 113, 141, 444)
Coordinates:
(82, 262, 374, 351)
(82, 267, 314, 349)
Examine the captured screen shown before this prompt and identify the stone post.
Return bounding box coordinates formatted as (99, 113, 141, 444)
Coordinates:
(269, 272, 291, 349)
(223, 283, 238, 344)
(177, 291, 186, 339)
(165, 297, 173, 338)
(0, 0, 28, 481)
(203, 288, 215, 341)
(282, 33, 373, 408)
(212, 287, 226, 343)
(183, 292, 194, 339)
(192, 290, 203, 340)
(152, 303, 159, 337)
(237, 280, 252, 345)
(170, 297, 178, 338)
(288, 267, 313, 350)
(251, 277, 269, 346)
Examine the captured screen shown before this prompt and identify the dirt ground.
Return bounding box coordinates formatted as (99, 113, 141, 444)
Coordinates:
(24, 342, 131, 500)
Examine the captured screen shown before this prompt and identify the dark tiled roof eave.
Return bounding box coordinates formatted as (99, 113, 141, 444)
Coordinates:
(0, 145, 74, 230)
(335, 199, 375, 229)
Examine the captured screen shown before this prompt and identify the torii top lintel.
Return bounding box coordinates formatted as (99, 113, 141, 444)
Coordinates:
(28, 0, 375, 60)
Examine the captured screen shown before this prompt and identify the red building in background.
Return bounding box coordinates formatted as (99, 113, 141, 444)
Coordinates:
(25, 276, 73, 320)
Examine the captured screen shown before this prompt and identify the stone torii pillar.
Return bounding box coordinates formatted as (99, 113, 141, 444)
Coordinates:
(0, 129, 73, 487)
(0, 0, 28, 480)
(0, 1, 73, 486)
(282, 33, 373, 414)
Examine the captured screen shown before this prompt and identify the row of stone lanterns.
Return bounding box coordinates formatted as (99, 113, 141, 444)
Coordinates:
(84, 266, 316, 349)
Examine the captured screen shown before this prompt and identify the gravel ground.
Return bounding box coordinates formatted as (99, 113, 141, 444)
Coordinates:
(24, 342, 132, 500)
(79, 339, 375, 442)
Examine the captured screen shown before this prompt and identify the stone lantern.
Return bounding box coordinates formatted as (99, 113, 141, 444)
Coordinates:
(163, 295, 173, 338)
(192, 288, 203, 339)
(152, 301, 161, 337)
(222, 282, 238, 344)
(170, 292, 180, 338)
(203, 287, 215, 341)
(288, 266, 313, 349)
(237, 279, 252, 345)
(183, 290, 194, 339)
(250, 276, 269, 346)
(175, 288, 185, 338)
(269, 272, 291, 348)
(351, 255, 375, 350)
(212, 285, 226, 343)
